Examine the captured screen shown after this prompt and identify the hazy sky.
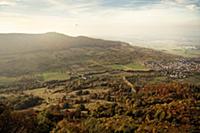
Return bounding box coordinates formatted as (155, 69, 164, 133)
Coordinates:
(0, 0, 200, 43)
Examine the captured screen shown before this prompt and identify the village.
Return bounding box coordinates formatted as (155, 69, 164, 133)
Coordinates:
(145, 58, 200, 79)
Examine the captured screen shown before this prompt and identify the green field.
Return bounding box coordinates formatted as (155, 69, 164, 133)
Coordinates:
(111, 63, 148, 71)
(0, 71, 69, 87)
(37, 71, 69, 81)
(0, 76, 17, 86)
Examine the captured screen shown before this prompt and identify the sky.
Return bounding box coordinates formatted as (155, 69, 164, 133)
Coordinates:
(0, 0, 200, 45)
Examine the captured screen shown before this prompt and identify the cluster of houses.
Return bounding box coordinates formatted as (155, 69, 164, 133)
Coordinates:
(145, 58, 200, 79)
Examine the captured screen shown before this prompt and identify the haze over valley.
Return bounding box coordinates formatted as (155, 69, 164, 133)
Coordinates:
(0, 0, 199, 133)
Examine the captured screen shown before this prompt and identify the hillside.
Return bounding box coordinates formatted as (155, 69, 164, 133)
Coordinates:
(0, 32, 127, 54)
(0, 33, 178, 87)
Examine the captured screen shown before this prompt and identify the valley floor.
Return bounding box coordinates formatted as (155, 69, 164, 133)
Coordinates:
(0, 68, 199, 133)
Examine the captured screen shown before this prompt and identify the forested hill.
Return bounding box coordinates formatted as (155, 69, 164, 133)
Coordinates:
(0, 32, 176, 77)
(0, 32, 129, 54)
